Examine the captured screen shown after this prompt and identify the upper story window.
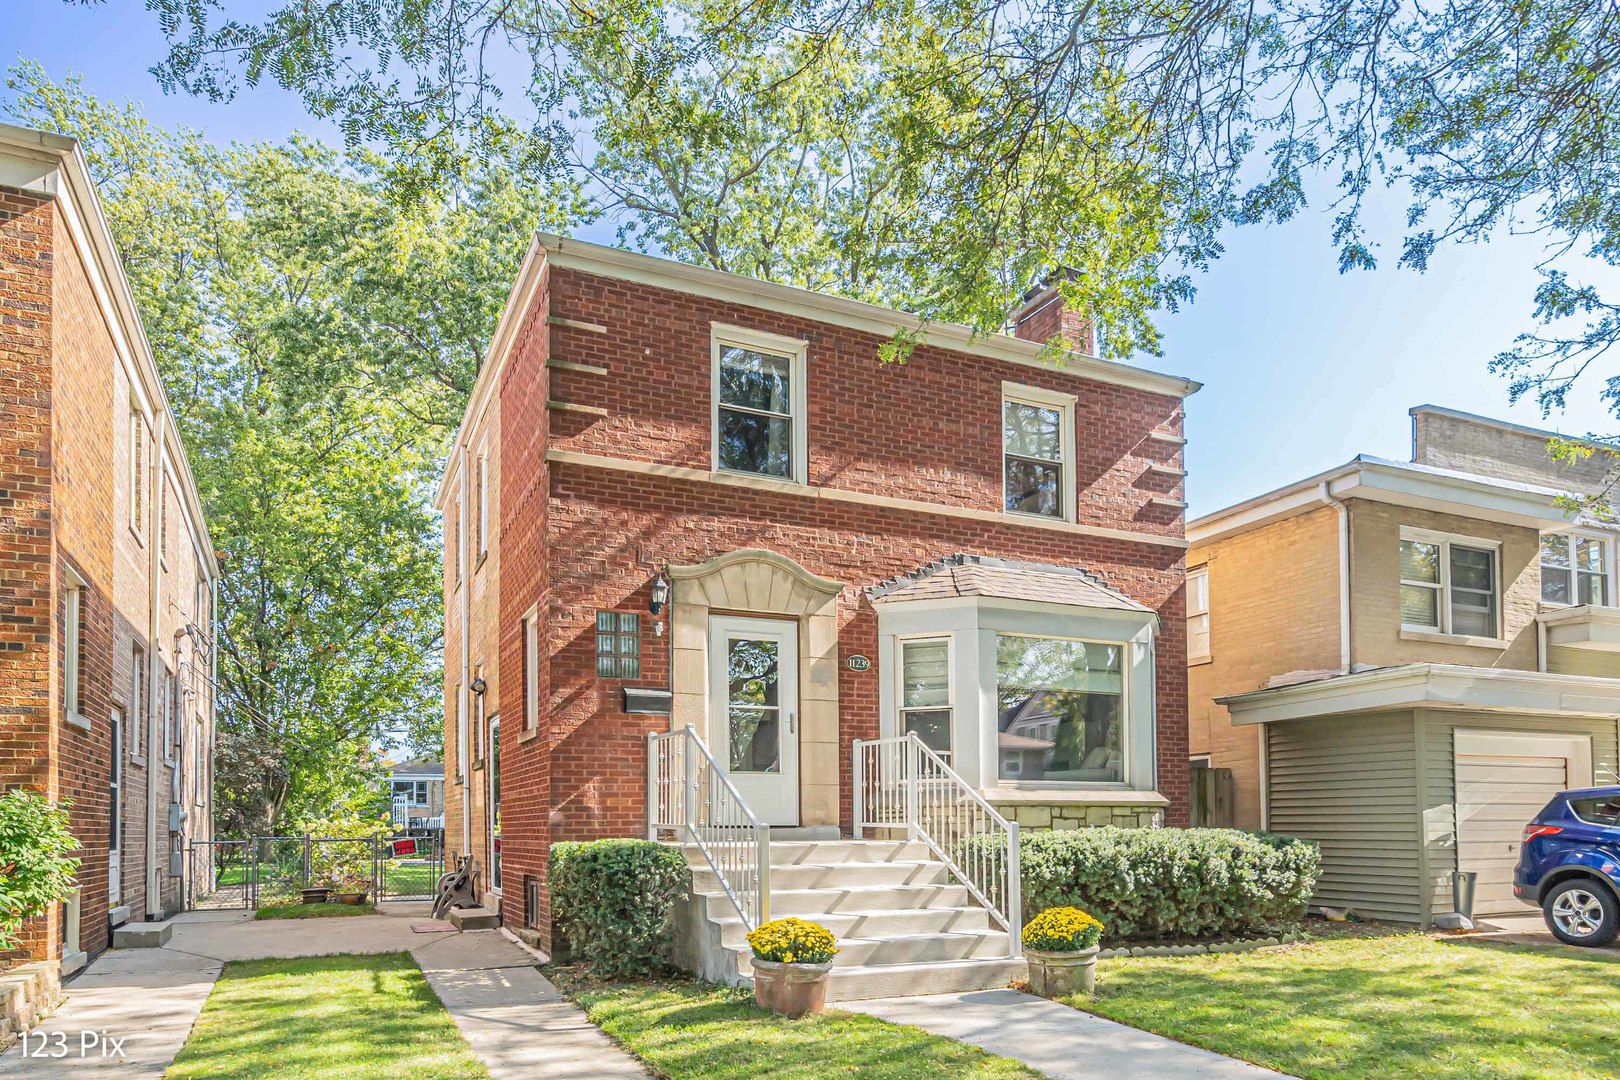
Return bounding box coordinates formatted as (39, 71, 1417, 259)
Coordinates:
(995, 635, 1123, 784)
(898, 637, 952, 760)
(1187, 566, 1210, 662)
(1541, 532, 1609, 607)
(712, 325, 807, 483)
(523, 608, 541, 731)
(476, 448, 489, 560)
(393, 779, 430, 804)
(63, 573, 85, 721)
(1002, 383, 1076, 521)
(128, 409, 146, 538)
(1399, 529, 1499, 638)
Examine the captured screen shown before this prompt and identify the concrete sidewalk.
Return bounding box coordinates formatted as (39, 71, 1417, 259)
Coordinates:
(0, 903, 648, 1079)
(848, 988, 1293, 1080)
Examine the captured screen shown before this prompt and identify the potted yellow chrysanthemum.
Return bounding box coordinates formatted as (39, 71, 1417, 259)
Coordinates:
(746, 917, 838, 1017)
(1022, 906, 1105, 997)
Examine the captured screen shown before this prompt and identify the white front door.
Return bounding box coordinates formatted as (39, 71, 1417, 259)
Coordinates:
(709, 616, 800, 825)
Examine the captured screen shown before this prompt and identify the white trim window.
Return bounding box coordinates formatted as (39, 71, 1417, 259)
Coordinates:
(897, 637, 952, 760)
(163, 669, 178, 763)
(130, 644, 145, 758)
(711, 324, 808, 483)
(523, 608, 540, 732)
(1541, 532, 1610, 607)
(995, 634, 1125, 784)
(128, 409, 145, 538)
(63, 574, 85, 721)
(1187, 566, 1210, 662)
(1002, 383, 1076, 521)
(1399, 529, 1499, 637)
(476, 448, 489, 559)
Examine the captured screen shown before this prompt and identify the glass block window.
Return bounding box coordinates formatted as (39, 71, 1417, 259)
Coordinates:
(596, 612, 641, 678)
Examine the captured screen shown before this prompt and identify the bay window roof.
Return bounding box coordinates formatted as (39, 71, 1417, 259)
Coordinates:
(867, 554, 1150, 612)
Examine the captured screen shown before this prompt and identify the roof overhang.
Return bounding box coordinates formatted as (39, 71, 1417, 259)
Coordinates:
(1218, 663, 1620, 725)
(1540, 605, 1620, 652)
(1189, 455, 1578, 547)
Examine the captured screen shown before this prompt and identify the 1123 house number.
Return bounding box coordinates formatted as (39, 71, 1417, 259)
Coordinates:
(845, 655, 871, 672)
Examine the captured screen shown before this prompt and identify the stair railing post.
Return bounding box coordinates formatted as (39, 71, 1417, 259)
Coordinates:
(851, 739, 865, 840)
(754, 821, 771, 927)
(682, 725, 699, 839)
(904, 736, 920, 840)
(1007, 821, 1023, 958)
(646, 732, 659, 841)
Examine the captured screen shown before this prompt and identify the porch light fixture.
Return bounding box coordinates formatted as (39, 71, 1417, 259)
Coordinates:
(470, 677, 488, 696)
(649, 573, 670, 616)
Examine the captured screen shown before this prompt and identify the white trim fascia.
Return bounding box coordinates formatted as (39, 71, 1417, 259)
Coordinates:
(1220, 662, 1620, 725)
(0, 124, 219, 581)
(1190, 454, 1577, 547)
(536, 232, 1200, 398)
(1539, 604, 1620, 652)
(546, 448, 1188, 549)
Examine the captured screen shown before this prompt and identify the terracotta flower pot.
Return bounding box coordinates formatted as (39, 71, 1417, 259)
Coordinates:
(752, 958, 832, 1018)
(1026, 945, 1100, 998)
(300, 887, 331, 905)
(336, 891, 367, 905)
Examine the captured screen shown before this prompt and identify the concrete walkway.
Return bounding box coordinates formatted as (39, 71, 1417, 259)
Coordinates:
(0, 904, 648, 1079)
(848, 988, 1293, 1080)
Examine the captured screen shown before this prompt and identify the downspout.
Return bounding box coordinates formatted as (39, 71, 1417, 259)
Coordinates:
(145, 418, 166, 920)
(1318, 482, 1352, 674)
(459, 445, 472, 858)
(1537, 616, 1549, 673)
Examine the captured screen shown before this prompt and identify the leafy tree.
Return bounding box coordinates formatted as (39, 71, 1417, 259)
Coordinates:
(4, 64, 586, 833)
(136, 0, 1620, 375)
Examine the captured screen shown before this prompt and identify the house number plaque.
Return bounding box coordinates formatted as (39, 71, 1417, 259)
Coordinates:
(846, 655, 871, 672)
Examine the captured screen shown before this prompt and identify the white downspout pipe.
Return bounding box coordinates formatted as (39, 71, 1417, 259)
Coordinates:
(1318, 482, 1352, 674)
(145, 420, 166, 920)
(459, 446, 472, 858)
(1537, 615, 1549, 673)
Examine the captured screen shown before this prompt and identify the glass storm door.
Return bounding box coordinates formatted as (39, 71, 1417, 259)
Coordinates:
(709, 616, 800, 825)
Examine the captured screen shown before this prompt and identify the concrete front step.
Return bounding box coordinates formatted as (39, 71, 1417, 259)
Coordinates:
(763, 882, 973, 916)
(678, 839, 932, 867)
(825, 957, 1028, 1002)
(690, 859, 951, 893)
(733, 929, 1011, 973)
(113, 921, 172, 948)
(710, 905, 996, 946)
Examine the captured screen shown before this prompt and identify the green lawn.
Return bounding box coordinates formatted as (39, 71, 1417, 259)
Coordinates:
(1077, 931, 1620, 1080)
(254, 901, 377, 920)
(166, 953, 489, 1080)
(554, 972, 1041, 1080)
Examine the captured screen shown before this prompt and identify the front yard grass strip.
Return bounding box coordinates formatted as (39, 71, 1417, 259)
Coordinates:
(254, 902, 377, 920)
(551, 970, 1041, 1080)
(166, 952, 489, 1080)
(1076, 931, 1620, 1080)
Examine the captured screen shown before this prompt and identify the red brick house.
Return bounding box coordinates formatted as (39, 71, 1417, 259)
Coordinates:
(438, 234, 1197, 994)
(1, 123, 218, 973)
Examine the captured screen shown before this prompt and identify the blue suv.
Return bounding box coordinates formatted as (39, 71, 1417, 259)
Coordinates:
(1514, 785, 1620, 947)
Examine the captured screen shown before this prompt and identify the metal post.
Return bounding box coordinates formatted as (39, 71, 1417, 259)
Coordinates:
(646, 732, 660, 841)
(1007, 821, 1023, 958)
(904, 736, 920, 839)
(852, 739, 865, 840)
(302, 833, 311, 893)
(683, 726, 699, 838)
(755, 821, 772, 927)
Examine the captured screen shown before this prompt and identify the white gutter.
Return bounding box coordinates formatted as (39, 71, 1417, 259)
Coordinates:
(1318, 482, 1352, 674)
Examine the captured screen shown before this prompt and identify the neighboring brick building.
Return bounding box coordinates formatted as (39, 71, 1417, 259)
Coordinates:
(438, 234, 1199, 949)
(1, 123, 218, 971)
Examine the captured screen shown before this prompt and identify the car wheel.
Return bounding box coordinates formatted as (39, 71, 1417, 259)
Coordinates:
(1543, 879, 1620, 947)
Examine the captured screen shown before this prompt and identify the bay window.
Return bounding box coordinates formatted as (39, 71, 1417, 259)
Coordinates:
(1541, 533, 1609, 606)
(898, 638, 952, 760)
(995, 635, 1124, 783)
(1400, 530, 1499, 638)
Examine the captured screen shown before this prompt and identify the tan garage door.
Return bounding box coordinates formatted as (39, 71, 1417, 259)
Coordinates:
(1455, 731, 1594, 915)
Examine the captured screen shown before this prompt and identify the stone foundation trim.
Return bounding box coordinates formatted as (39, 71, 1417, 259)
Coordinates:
(1098, 931, 1305, 959)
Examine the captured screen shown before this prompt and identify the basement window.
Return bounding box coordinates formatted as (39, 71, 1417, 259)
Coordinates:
(596, 612, 641, 679)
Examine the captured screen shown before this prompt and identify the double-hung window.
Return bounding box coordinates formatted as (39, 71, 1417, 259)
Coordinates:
(1541, 532, 1609, 606)
(712, 325, 807, 483)
(898, 638, 952, 760)
(1002, 384, 1076, 520)
(1400, 530, 1499, 638)
(1187, 566, 1210, 662)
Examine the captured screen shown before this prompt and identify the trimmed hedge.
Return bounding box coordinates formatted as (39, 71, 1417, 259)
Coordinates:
(1013, 827, 1319, 941)
(548, 838, 690, 977)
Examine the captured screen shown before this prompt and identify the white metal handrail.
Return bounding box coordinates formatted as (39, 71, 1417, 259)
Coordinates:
(647, 726, 771, 929)
(852, 734, 1022, 957)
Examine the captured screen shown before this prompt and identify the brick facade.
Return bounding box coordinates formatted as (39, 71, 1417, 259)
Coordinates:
(1, 131, 217, 971)
(442, 240, 1195, 947)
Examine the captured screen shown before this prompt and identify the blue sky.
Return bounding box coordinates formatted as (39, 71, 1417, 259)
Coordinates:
(13, 0, 1620, 518)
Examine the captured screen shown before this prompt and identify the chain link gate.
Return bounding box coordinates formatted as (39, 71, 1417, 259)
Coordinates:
(376, 832, 444, 902)
(187, 832, 445, 910)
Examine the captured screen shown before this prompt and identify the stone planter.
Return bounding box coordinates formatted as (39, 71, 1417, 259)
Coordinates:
(751, 958, 832, 1018)
(300, 887, 331, 905)
(335, 891, 368, 906)
(1026, 945, 1100, 998)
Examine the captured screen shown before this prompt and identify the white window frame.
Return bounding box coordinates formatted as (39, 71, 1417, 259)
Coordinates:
(1399, 527, 1502, 638)
(523, 606, 540, 732)
(109, 706, 123, 904)
(994, 631, 1130, 790)
(162, 667, 178, 764)
(1539, 530, 1614, 608)
(476, 448, 489, 560)
(1187, 565, 1211, 662)
(63, 569, 87, 728)
(710, 323, 809, 486)
(1000, 382, 1077, 523)
(128, 409, 146, 541)
(894, 634, 954, 762)
(130, 644, 146, 760)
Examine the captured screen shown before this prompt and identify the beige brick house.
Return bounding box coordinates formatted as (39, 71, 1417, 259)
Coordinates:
(1188, 405, 1620, 924)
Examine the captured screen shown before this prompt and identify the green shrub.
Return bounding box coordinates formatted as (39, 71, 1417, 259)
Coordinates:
(0, 788, 80, 952)
(548, 839, 689, 977)
(1008, 827, 1319, 941)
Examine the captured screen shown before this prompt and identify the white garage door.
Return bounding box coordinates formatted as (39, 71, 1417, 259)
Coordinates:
(1455, 730, 1594, 915)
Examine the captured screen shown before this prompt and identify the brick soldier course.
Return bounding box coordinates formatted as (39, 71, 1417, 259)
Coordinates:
(440, 233, 1200, 950)
(0, 123, 218, 973)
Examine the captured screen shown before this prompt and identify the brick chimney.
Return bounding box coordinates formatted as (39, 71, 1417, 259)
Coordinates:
(1011, 275, 1094, 355)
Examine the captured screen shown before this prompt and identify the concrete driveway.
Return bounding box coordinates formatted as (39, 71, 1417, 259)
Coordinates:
(1475, 910, 1620, 957)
